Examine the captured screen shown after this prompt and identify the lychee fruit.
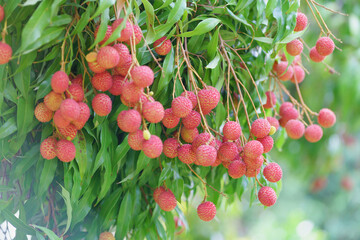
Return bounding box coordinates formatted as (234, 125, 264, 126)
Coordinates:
(163, 138, 180, 158)
(142, 135, 163, 158)
(114, 54, 132, 77)
(279, 102, 293, 116)
(266, 116, 280, 130)
(244, 155, 264, 170)
(290, 65, 305, 84)
(162, 108, 180, 128)
(60, 99, 80, 121)
(285, 119, 305, 139)
(153, 37, 172, 56)
(223, 121, 242, 141)
(91, 71, 113, 92)
(58, 124, 77, 141)
(108, 75, 126, 96)
(0, 5, 4, 23)
(263, 162, 283, 183)
(171, 96, 193, 118)
(71, 74, 83, 86)
(88, 61, 106, 73)
(309, 47, 325, 62)
(97, 46, 120, 69)
(44, 91, 63, 112)
(131, 65, 154, 88)
(197, 201, 216, 221)
(94, 25, 113, 45)
(125, 24, 143, 45)
(157, 190, 177, 211)
(65, 83, 84, 102)
(286, 39, 303, 56)
(191, 133, 216, 151)
(263, 91, 276, 109)
(218, 142, 239, 162)
(153, 187, 166, 203)
(53, 110, 70, 128)
(196, 145, 217, 166)
(317, 108, 336, 128)
(112, 18, 133, 42)
(316, 37, 335, 56)
(198, 87, 220, 115)
(245, 167, 260, 178)
(121, 81, 143, 103)
(51, 71, 69, 93)
(177, 144, 196, 164)
(181, 91, 197, 109)
(257, 136, 274, 153)
(85, 52, 97, 63)
(35, 102, 53, 122)
(40, 137, 57, 160)
(99, 232, 115, 240)
(251, 118, 271, 138)
(294, 12, 308, 32)
(276, 62, 293, 81)
(180, 127, 199, 143)
(112, 43, 131, 65)
(243, 140, 264, 159)
(72, 102, 90, 130)
(304, 124, 323, 142)
(56, 139, 76, 162)
(128, 130, 144, 151)
(258, 186, 277, 207)
(117, 110, 141, 132)
(0, 42, 12, 65)
(341, 176, 353, 191)
(142, 101, 165, 123)
(92, 93, 112, 116)
(182, 110, 201, 129)
(228, 160, 246, 178)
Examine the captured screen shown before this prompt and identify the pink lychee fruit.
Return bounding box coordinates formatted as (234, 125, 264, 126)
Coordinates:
(181, 91, 197, 109)
(65, 83, 84, 102)
(197, 87, 220, 115)
(276, 62, 294, 81)
(60, 99, 80, 121)
(142, 135, 163, 158)
(131, 65, 154, 88)
(113, 43, 131, 66)
(180, 127, 199, 143)
(72, 102, 90, 130)
(197, 201, 216, 221)
(117, 109, 141, 133)
(88, 61, 106, 73)
(128, 130, 144, 151)
(153, 37, 172, 56)
(244, 155, 264, 170)
(309, 47, 325, 62)
(286, 39, 303, 56)
(58, 124, 77, 141)
(40, 137, 57, 160)
(304, 124, 323, 142)
(258, 186, 277, 207)
(142, 101, 165, 123)
(153, 187, 166, 203)
(109, 75, 126, 96)
(228, 160, 246, 178)
(251, 118, 271, 138)
(294, 12, 308, 32)
(44, 91, 63, 111)
(113, 54, 132, 77)
(53, 110, 70, 128)
(243, 140, 264, 159)
(223, 121, 242, 141)
(112, 18, 134, 42)
(91, 71, 113, 92)
(317, 108, 336, 128)
(182, 110, 201, 129)
(266, 116, 280, 130)
(162, 108, 180, 128)
(163, 138, 180, 158)
(218, 142, 239, 162)
(92, 93, 112, 116)
(290, 65, 305, 84)
(245, 167, 261, 178)
(157, 190, 177, 211)
(0, 42, 12, 65)
(171, 96, 193, 118)
(191, 133, 216, 151)
(56, 139, 76, 162)
(316, 37, 335, 56)
(177, 144, 196, 164)
(51, 71, 69, 93)
(34, 102, 53, 123)
(121, 81, 143, 103)
(196, 145, 217, 166)
(263, 162, 283, 183)
(257, 136, 274, 153)
(94, 25, 113, 45)
(285, 119, 305, 139)
(97, 46, 120, 69)
(125, 24, 143, 45)
(263, 91, 276, 109)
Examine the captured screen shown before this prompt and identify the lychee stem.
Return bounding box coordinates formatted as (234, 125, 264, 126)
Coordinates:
(255, 176, 264, 188)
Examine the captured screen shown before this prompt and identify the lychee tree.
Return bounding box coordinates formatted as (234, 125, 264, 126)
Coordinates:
(0, 0, 343, 239)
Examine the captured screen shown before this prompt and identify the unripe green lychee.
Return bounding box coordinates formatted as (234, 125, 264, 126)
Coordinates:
(182, 110, 201, 129)
(163, 138, 180, 158)
(35, 102, 53, 123)
(228, 160, 246, 179)
(223, 121, 242, 141)
(196, 145, 217, 166)
(117, 110, 141, 133)
(128, 130, 144, 151)
(269, 126, 276, 135)
(56, 139, 76, 162)
(171, 96, 193, 118)
(142, 101, 165, 123)
(40, 137, 57, 160)
(316, 37, 335, 56)
(91, 71, 113, 92)
(258, 186, 277, 207)
(162, 108, 180, 128)
(294, 12, 308, 32)
(197, 201, 216, 222)
(263, 162, 282, 183)
(0, 42, 12, 65)
(286, 39, 303, 56)
(51, 71, 69, 93)
(157, 190, 177, 211)
(143, 130, 151, 141)
(285, 119, 305, 139)
(304, 124, 323, 143)
(92, 93, 112, 116)
(317, 108, 336, 128)
(177, 144, 196, 164)
(44, 91, 63, 111)
(153, 37, 172, 56)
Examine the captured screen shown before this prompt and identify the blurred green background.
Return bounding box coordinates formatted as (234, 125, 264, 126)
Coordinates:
(175, 1, 360, 239)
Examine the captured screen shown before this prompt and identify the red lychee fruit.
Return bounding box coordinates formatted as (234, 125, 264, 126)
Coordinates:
(88, 61, 106, 73)
(244, 155, 264, 170)
(35, 102, 53, 122)
(51, 71, 69, 93)
(171, 96, 193, 118)
(121, 81, 143, 103)
(316, 37, 335, 56)
(180, 127, 199, 143)
(263, 91, 276, 109)
(142, 101, 165, 123)
(198, 87, 220, 115)
(290, 65, 305, 84)
(125, 24, 143, 45)
(128, 130, 144, 151)
(285, 119, 305, 139)
(197, 201, 216, 221)
(196, 145, 217, 166)
(266, 116, 280, 130)
(309, 47, 325, 62)
(182, 110, 201, 129)
(243, 140, 264, 159)
(99, 232, 115, 240)
(177, 144, 196, 164)
(40, 137, 57, 160)
(181, 91, 197, 109)
(311, 177, 327, 192)
(65, 83, 84, 102)
(153, 187, 166, 203)
(251, 118, 271, 138)
(318, 108, 336, 128)
(341, 176, 353, 191)
(91, 71, 113, 92)
(294, 12, 308, 32)
(113, 43, 131, 65)
(97, 46, 120, 69)
(304, 124, 323, 143)
(142, 135, 163, 158)
(157, 190, 177, 211)
(153, 37, 172, 56)
(245, 167, 260, 178)
(131, 65, 154, 88)
(117, 110, 141, 132)
(286, 39, 303, 56)
(114, 54, 132, 77)
(257, 136, 274, 153)
(0, 6, 4, 23)
(44, 91, 63, 111)
(56, 139, 76, 162)
(58, 124, 77, 141)
(112, 18, 134, 42)
(94, 25, 113, 45)
(223, 121, 242, 141)
(218, 142, 239, 162)
(72, 102, 90, 130)
(109, 75, 126, 96)
(162, 108, 180, 128)
(71, 75, 83, 86)
(0, 42, 12, 65)
(163, 138, 180, 158)
(92, 93, 112, 116)
(279, 102, 293, 115)
(263, 162, 282, 183)
(191, 133, 216, 151)
(228, 160, 246, 179)
(53, 110, 70, 128)
(276, 62, 293, 81)
(60, 99, 80, 121)
(258, 186, 277, 207)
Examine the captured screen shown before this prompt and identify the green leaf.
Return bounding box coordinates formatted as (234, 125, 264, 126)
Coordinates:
(91, 0, 116, 20)
(59, 185, 72, 236)
(0, 117, 17, 139)
(32, 225, 62, 240)
(74, 131, 87, 180)
(115, 191, 133, 239)
(207, 27, 220, 60)
(38, 159, 57, 196)
(206, 55, 221, 69)
(17, 96, 35, 137)
(179, 18, 220, 37)
(1, 209, 36, 235)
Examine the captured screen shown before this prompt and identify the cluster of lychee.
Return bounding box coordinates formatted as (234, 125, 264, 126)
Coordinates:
(0, 5, 13, 65)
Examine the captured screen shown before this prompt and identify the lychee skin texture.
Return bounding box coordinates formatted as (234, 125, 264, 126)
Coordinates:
(244, 155, 264, 170)
(112, 18, 134, 42)
(309, 47, 325, 62)
(276, 62, 293, 81)
(162, 108, 180, 128)
(177, 144, 196, 164)
(97, 46, 120, 69)
(279, 102, 293, 116)
(251, 118, 271, 138)
(228, 160, 246, 179)
(53, 110, 70, 128)
(51, 71, 69, 93)
(257, 136, 274, 153)
(305, 124, 323, 143)
(291, 65, 305, 84)
(125, 24, 143, 45)
(56, 139, 76, 162)
(60, 99, 80, 122)
(44, 91, 63, 111)
(131, 66, 154, 88)
(0, 42, 12, 65)
(266, 116, 280, 130)
(182, 110, 201, 129)
(198, 87, 220, 115)
(171, 96, 193, 118)
(197, 201, 216, 222)
(245, 167, 260, 178)
(114, 54, 132, 77)
(153, 187, 166, 203)
(263, 91, 276, 109)
(99, 232, 115, 240)
(180, 127, 199, 143)
(92, 93, 112, 117)
(191, 133, 216, 151)
(95, 25, 113, 46)
(72, 102, 90, 130)
(318, 108, 336, 128)
(108, 75, 126, 96)
(91, 71, 113, 92)
(112, 43, 131, 65)
(0, 6, 4, 23)
(142, 135, 163, 158)
(117, 110, 141, 133)
(163, 138, 180, 158)
(153, 37, 172, 56)
(88, 61, 106, 73)
(223, 121, 242, 141)
(286, 39, 303, 56)
(142, 101, 165, 123)
(258, 186, 277, 207)
(316, 37, 335, 56)
(40, 137, 57, 160)
(218, 142, 239, 162)
(157, 190, 177, 211)
(65, 83, 84, 102)
(285, 119, 305, 139)
(196, 145, 217, 166)
(181, 91, 197, 109)
(263, 162, 283, 183)
(280, 107, 299, 124)
(35, 102, 53, 122)
(294, 12, 308, 32)
(58, 124, 77, 141)
(126, 130, 144, 151)
(244, 140, 264, 159)
(121, 82, 143, 103)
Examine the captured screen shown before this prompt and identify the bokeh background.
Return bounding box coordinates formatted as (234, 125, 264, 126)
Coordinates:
(176, 1, 360, 239)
